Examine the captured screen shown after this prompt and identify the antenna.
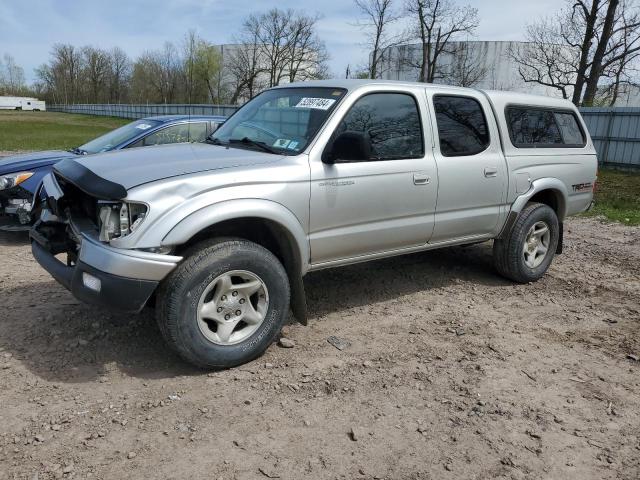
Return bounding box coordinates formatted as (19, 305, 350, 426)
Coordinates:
(188, 32, 194, 141)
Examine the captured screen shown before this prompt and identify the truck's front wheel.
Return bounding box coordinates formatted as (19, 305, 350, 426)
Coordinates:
(493, 202, 559, 283)
(156, 239, 290, 369)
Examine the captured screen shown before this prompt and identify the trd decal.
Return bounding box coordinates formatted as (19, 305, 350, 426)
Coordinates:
(572, 182, 592, 192)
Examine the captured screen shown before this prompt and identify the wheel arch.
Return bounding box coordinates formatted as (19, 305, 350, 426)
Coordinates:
(511, 178, 568, 221)
(498, 178, 568, 242)
(161, 199, 310, 324)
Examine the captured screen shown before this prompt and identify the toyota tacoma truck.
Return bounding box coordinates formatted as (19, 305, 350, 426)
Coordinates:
(29, 80, 597, 369)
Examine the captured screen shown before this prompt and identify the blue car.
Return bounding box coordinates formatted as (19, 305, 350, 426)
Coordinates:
(0, 115, 226, 230)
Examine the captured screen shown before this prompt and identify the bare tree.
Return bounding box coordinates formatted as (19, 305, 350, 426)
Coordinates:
(29, 10, 328, 105)
(404, 0, 479, 83)
(445, 42, 487, 87)
(182, 30, 199, 104)
(132, 43, 181, 103)
(354, 0, 401, 78)
(254, 9, 292, 87)
(599, 32, 640, 105)
(286, 13, 330, 82)
(227, 19, 267, 103)
(226, 9, 328, 102)
(582, 0, 620, 103)
(565, 1, 603, 104)
(45, 44, 83, 104)
(107, 47, 131, 103)
(34, 64, 56, 101)
(583, 0, 640, 104)
(82, 47, 110, 103)
(35, 44, 129, 104)
(508, 21, 578, 99)
(0, 54, 26, 95)
(512, 0, 640, 105)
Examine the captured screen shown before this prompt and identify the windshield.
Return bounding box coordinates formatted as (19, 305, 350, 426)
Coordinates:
(78, 119, 162, 154)
(210, 87, 346, 154)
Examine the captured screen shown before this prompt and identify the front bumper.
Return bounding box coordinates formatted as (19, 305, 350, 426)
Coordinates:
(32, 241, 158, 312)
(0, 215, 31, 232)
(31, 230, 182, 313)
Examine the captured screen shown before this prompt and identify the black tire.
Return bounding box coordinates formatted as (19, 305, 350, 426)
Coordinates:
(156, 238, 290, 369)
(493, 202, 559, 283)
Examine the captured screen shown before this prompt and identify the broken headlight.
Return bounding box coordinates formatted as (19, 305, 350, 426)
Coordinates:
(98, 202, 148, 241)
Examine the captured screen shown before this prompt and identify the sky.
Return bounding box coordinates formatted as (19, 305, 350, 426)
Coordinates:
(0, 0, 562, 84)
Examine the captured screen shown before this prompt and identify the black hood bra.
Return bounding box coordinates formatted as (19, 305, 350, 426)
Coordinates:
(53, 158, 127, 200)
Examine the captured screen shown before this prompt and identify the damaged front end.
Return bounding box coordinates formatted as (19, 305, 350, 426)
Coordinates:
(30, 160, 181, 313)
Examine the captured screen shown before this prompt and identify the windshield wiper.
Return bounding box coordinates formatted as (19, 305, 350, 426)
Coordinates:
(228, 137, 279, 154)
(205, 137, 226, 146)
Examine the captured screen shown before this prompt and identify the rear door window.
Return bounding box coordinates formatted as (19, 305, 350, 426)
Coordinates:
(507, 107, 585, 147)
(433, 95, 490, 157)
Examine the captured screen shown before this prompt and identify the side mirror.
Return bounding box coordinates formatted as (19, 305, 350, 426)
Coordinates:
(323, 131, 371, 164)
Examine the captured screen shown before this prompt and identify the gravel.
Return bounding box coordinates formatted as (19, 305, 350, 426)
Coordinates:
(0, 216, 638, 479)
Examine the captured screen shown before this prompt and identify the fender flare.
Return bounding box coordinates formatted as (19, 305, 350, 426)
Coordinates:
(510, 177, 568, 219)
(499, 177, 569, 239)
(161, 198, 310, 275)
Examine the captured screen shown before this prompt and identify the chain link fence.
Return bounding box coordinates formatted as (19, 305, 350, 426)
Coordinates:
(48, 104, 239, 119)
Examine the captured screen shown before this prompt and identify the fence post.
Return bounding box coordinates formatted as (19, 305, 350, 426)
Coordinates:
(602, 108, 615, 166)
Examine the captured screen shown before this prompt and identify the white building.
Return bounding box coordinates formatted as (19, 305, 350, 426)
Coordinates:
(377, 41, 567, 97)
(377, 40, 640, 106)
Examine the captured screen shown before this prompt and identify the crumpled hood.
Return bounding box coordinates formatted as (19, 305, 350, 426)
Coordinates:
(0, 150, 76, 175)
(58, 143, 283, 191)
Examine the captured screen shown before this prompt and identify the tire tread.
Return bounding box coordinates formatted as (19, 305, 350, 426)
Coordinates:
(156, 238, 289, 369)
(493, 202, 558, 283)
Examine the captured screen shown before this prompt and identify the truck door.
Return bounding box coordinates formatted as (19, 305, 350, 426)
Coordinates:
(308, 89, 438, 266)
(426, 92, 507, 242)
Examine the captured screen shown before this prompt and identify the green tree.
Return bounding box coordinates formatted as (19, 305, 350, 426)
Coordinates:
(193, 39, 224, 103)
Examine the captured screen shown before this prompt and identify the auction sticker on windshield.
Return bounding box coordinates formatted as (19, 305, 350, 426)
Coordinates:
(273, 139, 291, 148)
(135, 124, 153, 130)
(295, 98, 336, 110)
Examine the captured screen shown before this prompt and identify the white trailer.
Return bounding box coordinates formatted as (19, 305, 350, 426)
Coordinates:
(0, 96, 46, 111)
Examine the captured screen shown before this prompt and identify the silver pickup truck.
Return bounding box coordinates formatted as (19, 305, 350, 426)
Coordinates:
(30, 80, 597, 369)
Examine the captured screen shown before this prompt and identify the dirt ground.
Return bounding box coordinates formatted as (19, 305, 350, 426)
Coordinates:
(0, 216, 638, 480)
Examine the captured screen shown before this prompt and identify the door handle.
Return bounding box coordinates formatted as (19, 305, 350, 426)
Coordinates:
(413, 173, 430, 185)
(484, 167, 498, 178)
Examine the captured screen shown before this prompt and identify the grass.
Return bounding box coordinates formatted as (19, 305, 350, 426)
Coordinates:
(583, 168, 640, 226)
(0, 111, 129, 152)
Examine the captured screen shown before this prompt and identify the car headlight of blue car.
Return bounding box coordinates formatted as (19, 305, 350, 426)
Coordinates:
(0, 171, 34, 191)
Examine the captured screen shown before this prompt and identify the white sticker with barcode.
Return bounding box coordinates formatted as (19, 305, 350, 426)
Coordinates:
(273, 138, 291, 148)
(295, 98, 336, 110)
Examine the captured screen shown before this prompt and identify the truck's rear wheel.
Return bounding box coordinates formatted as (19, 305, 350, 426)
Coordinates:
(493, 202, 559, 283)
(156, 239, 290, 369)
